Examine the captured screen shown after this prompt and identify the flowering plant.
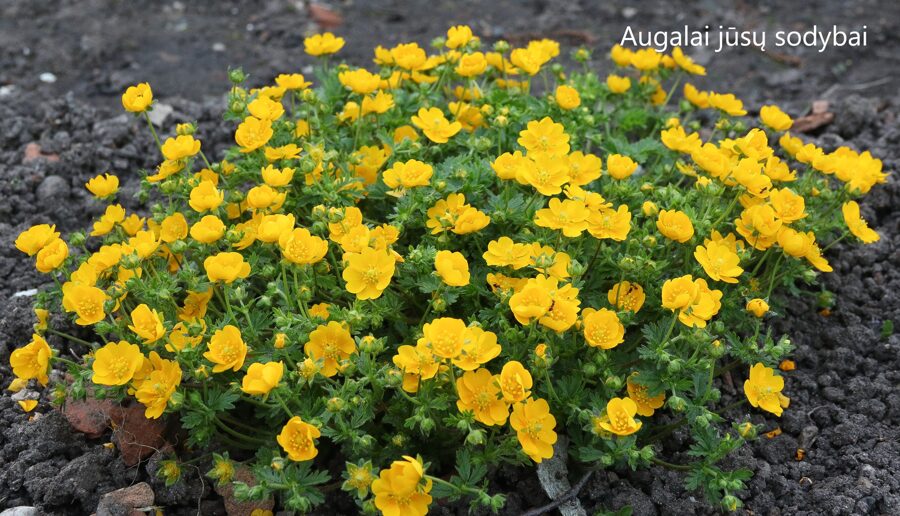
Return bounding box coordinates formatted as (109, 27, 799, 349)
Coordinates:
(10, 25, 886, 513)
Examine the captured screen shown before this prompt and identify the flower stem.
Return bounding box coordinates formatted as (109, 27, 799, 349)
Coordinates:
(143, 111, 163, 155)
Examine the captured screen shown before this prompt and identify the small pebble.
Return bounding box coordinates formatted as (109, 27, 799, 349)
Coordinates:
(39, 72, 57, 83)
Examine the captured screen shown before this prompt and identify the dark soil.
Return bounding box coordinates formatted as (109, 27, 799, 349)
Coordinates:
(1, 1, 898, 514)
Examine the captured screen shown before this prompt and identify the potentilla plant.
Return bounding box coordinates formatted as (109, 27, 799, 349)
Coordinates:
(10, 25, 887, 514)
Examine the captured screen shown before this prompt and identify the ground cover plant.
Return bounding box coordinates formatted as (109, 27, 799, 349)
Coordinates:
(8, 25, 887, 514)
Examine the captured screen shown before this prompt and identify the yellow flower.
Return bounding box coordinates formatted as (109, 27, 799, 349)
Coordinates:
(190, 215, 226, 244)
(92, 341, 144, 386)
(261, 165, 295, 187)
(393, 342, 440, 391)
(265, 144, 301, 162)
(483, 237, 531, 269)
(305, 321, 357, 377)
(626, 376, 665, 416)
(683, 83, 709, 108)
(842, 201, 880, 243)
(275, 73, 311, 90)
(309, 302, 330, 320)
(411, 107, 462, 144)
(421, 317, 467, 359)
(246, 184, 282, 210)
(279, 227, 328, 265)
(204, 325, 247, 373)
(361, 91, 395, 115)
(678, 278, 722, 328)
(204, 252, 251, 283)
(393, 125, 418, 143)
(235, 116, 273, 153)
(760, 105, 793, 132)
(342, 247, 396, 300)
(10, 333, 52, 386)
(134, 356, 182, 418)
(434, 250, 470, 287)
(509, 280, 553, 325)
(735, 205, 782, 250)
(456, 368, 509, 426)
(607, 281, 645, 313)
(582, 308, 625, 349)
(744, 363, 789, 416)
(746, 298, 769, 318)
(178, 290, 213, 321)
(371, 456, 432, 516)
(446, 25, 474, 49)
(85, 173, 119, 198)
(708, 92, 747, 116)
(277, 416, 321, 461)
(128, 304, 165, 344)
(456, 52, 487, 77)
(606, 154, 638, 180)
(694, 241, 743, 283)
(521, 153, 570, 196)
(566, 151, 602, 186)
(599, 397, 642, 436)
(189, 180, 224, 212)
(161, 135, 201, 161)
(35, 238, 68, 273)
(241, 361, 284, 396)
(383, 159, 433, 190)
(166, 321, 203, 352)
(451, 327, 501, 371)
(338, 68, 381, 95)
(304, 32, 345, 56)
(587, 205, 631, 241)
(34, 308, 50, 333)
(257, 213, 295, 243)
(499, 360, 532, 403)
(121, 83, 153, 113)
(18, 400, 38, 412)
(768, 188, 807, 223)
(62, 282, 109, 325)
(390, 43, 428, 71)
(671, 47, 706, 75)
(517, 117, 569, 157)
(554, 85, 581, 109)
(15, 224, 60, 256)
(629, 48, 661, 70)
(247, 96, 284, 121)
(605, 74, 631, 94)
(656, 209, 694, 243)
(776, 227, 814, 258)
(158, 213, 187, 242)
(661, 275, 699, 311)
(510, 398, 557, 463)
(534, 198, 590, 237)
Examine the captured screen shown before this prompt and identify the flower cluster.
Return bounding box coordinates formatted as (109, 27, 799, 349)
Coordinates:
(9, 26, 885, 513)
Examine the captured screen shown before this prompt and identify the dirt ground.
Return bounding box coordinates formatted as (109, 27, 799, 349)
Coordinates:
(1, 0, 899, 514)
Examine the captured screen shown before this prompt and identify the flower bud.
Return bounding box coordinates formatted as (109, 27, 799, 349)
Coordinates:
(466, 429, 485, 446)
(493, 40, 510, 53)
(69, 231, 86, 247)
(271, 457, 286, 471)
(176, 123, 196, 136)
(738, 422, 757, 439)
(169, 239, 187, 254)
(668, 394, 687, 412)
(574, 47, 591, 62)
(228, 67, 247, 84)
(326, 397, 345, 413)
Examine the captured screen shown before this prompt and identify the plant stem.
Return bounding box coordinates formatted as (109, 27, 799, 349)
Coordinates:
(143, 111, 163, 154)
(46, 329, 94, 348)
